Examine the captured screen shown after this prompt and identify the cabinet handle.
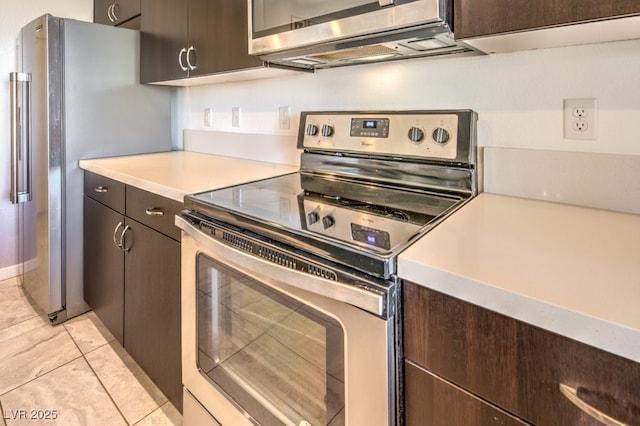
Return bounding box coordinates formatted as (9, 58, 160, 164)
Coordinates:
(186, 46, 196, 71)
(178, 48, 188, 71)
(94, 186, 108, 193)
(107, 4, 115, 22)
(111, 3, 119, 22)
(559, 384, 629, 426)
(112, 221, 124, 249)
(145, 207, 164, 217)
(119, 225, 131, 253)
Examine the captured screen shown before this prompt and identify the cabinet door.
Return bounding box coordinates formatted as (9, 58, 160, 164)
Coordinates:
(187, 0, 261, 76)
(140, 0, 189, 83)
(94, 0, 141, 26)
(403, 281, 640, 425)
(94, 0, 116, 25)
(404, 360, 529, 426)
(454, 0, 640, 39)
(123, 218, 182, 412)
(83, 196, 125, 344)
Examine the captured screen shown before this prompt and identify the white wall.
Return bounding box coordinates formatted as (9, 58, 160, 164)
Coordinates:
(0, 1, 92, 274)
(180, 37, 640, 156)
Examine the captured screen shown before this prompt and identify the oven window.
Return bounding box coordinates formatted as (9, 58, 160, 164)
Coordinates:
(196, 254, 345, 425)
(251, 0, 419, 38)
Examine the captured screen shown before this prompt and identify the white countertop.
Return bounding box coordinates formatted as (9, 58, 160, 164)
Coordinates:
(79, 151, 298, 203)
(399, 193, 640, 363)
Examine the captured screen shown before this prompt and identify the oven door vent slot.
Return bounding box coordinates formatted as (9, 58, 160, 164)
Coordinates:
(308, 264, 338, 281)
(222, 231, 253, 253)
(258, 247, 298, 269)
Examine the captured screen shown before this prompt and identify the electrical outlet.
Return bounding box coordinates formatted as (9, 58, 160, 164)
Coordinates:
(204, 108, 212, 127)
(564, 98, 596, 140)
(232, 107, 240, 128)
(278, 106, 290, 129)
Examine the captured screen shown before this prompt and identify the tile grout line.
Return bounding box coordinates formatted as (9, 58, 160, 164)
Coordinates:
(0, 314, 74, 398)
(0, 279, 173, 425)
(62, 322, 132, 426)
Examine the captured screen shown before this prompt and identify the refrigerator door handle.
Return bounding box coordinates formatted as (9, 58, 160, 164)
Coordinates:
(9, 72, 32, 204)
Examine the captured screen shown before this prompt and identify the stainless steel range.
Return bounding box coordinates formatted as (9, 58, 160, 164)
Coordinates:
(177, 110, 479, 426)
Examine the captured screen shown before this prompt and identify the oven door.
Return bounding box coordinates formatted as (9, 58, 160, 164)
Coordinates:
(177, 216, 395, 426)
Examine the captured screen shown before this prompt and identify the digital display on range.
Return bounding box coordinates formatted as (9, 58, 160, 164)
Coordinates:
(350, 117, 389, 138)
(351, 223, 391, 250)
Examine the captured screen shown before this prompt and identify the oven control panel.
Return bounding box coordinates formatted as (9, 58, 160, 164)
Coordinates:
(302, 199, 421, 252)
(300, 112, 460, 160)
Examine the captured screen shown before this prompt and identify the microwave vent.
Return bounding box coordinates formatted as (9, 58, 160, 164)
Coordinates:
(310, 45, 398, 62)
(401, 34, 457, 51)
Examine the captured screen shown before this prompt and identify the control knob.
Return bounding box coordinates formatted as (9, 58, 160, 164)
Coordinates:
(306, 124, 318, 136)
(307, 211, 319, 225)
(322, 215, 335, 230)
(408, 127, 424, 143)
(432, 127, 450, 144)
(321, 124, 334, 137)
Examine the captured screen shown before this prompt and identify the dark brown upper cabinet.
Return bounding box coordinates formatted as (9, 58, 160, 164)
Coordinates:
(94, 0, 141, 28)
(454, 0, 640, 53)
(140, 0, 262, 83)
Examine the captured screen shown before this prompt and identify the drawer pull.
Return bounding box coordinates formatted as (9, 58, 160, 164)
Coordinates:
(559, 384, 628, 426)
(95, 186, 109, 193)
(145, 207, 164, 217)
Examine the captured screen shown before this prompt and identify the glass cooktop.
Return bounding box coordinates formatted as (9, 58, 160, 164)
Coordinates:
(186, 172, 461, 255)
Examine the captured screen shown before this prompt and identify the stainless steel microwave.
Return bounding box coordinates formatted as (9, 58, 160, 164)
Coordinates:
(248, 0, 481, 70)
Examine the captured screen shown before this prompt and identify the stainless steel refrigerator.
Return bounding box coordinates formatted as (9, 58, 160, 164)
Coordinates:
(9, 14, 172, 325)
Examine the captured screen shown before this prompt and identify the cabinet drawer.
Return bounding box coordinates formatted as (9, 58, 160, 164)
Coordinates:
(84, 171, 125, 214)
(403, 281, 640, 425)
(126, 186, 183, 241)
(404, 360, 529, 426)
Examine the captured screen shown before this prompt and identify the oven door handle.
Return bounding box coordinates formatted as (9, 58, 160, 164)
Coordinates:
(176, 216, 387, 316)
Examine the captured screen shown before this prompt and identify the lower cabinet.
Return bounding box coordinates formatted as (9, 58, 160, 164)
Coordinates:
(123, 218, 181, 413)
(402, 280, 640, 425)
(83, 171, 183, 412)
(83, 195, 125, 345)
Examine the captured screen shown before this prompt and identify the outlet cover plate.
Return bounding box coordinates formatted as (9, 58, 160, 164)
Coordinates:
(563, 98, 597, 140)
(278, 106, 290, 129)
(232, 107, 240, 128)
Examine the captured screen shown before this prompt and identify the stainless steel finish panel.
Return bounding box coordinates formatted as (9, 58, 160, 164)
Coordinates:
(180, 219, 393, 425)
(14, 14, 172, 324)
(176, 216, 390, 316)
(301, 112, 459, 160)
(249, 0, 443, 54)
(298, 110, 477, 167)
(183, 389, 221, 426)
(300, 152, 475, 196)
(19, 15, 64, 320)
(247, 0, 480, 68)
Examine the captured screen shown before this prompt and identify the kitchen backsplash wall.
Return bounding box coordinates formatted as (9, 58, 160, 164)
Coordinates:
(178, 37, 640, 156)
(0, 0, 92, 276)
(484, 148, 640, 215)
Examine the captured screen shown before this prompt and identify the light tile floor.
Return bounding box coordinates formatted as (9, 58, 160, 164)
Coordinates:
(0, 277, 181, 426)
